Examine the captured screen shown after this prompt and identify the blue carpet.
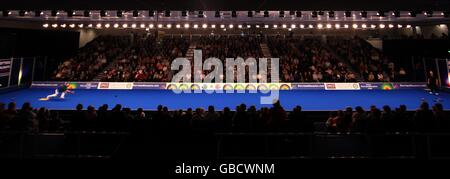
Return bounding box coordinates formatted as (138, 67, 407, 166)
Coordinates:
(0, 88, 448, 111)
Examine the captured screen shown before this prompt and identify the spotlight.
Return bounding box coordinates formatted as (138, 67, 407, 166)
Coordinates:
(362, 24, 367, 28)
(291, 24, 296, 28)
(140, 24, 146, 28)
(393, 11, 400, 17)
(69, 24, 75, 28)
(256, 24, 260, 28)
(117, 10, 123, 17)
(60, 24, 66, 28)
(232, 11, 237, 18)
(164, 10, 171, 17)
(202, 24, 207, 28)
(335, 24, 341, 29)
(51, 24, 58, 28)
(133, 10, 139, 17)
(113, 23, 119, 28)
(2, 10, 9, 17)
(353, 24, 358, 29)
(229, 24, 234, 28)
(122, 24, 128, 28)
(132, 24, 138, 28)
(167, 24, 172, 28)
(282, 24, 287, 28)
(105, 24, 110, 28)
(397, 24, 403, 28)
(264, 11, 269, 17)
(184, 24, 189, 28)
(248, 11, 253, 17)
(238, 24, 242, 28)
(273, 24, 278, 28)
(377, 11, 385, 17)
(408, 11, 416, 17)
(220, 24, 225, 28)
(379, 24, 385, 28)
(176, 24, 181, 28)
(100, 10, 107, 17)
(182, 11, 187, 17)
(149, 24, 154, 28)
(311, 11, 318, 18)
(96, 23, 102, 28)
(198, 11, 204, 18)
(78, 24, 84, 28)
(19, 10, 26, 16)
(193, 24, 198, 28)
(279, 11, 285, 17)
(211, 24, 216, 28)
(444, 11, 450, 17)
(51, 10, 58, 17)
(215, 11, 220, 18)
(83, 10, 90, 17)
(88, 24, 93, 28)
(406, 25, 412, 28)
(67, 10, 74, 17)
(246, 24, 251, 28)
(328, 11, 335, 18)
(43, 24, 49, 28)
(425, 11, 433, 17)
(317, 24, 323, 29)
(326, 24, 332, 28)
(308, 24, 314, 29)
(264, 24, 269, 28)
(296, 11, 302, 17)
(345, 11, 352, 17)
(149, 10, 154, 17)
(388, 24, 394, 28)
(360, 11, 367, 18)
(157, 24, 162, 28)
(344, 24, 349, 28)
(300, 24, 305, 28)
(371, 24, 376, 29)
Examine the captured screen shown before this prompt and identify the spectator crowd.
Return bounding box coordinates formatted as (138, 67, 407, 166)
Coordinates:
(52, 34, 406, 83)
(0, 100, 447, 134)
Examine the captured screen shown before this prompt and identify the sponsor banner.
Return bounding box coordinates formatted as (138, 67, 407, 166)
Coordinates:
(360, 82, 426, 90)
(291, 83, 325, 90)
(324, 83, 360, 90)
(31, 82, 99, 89)
(165, 83, 292, 91)
(30, 82, 427, 90)
(98, 82, 133, 90)
(133, 82, 167, 89)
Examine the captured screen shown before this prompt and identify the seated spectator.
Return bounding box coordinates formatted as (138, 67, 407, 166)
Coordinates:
(351, 106, 367, 132)
(414, 102, 434, 132)
(433, 103, 449, 132)
(11, 102, 38, 132)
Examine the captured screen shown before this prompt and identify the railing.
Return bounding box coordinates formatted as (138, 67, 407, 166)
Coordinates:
(1, 131, 450, 159)
(216, 132, 450, 159)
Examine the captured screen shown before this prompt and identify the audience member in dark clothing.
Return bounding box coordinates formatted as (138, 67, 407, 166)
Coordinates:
(71, 104, 86, 130)
(414, 102, 434, 132)
(433, 103, 449, 132)
(381, 105, 394, 132)
(351, 106, 367, 132)
(12, 102, 38, 132)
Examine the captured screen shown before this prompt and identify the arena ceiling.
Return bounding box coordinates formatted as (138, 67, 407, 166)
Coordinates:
(0, 0, 449, 10)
